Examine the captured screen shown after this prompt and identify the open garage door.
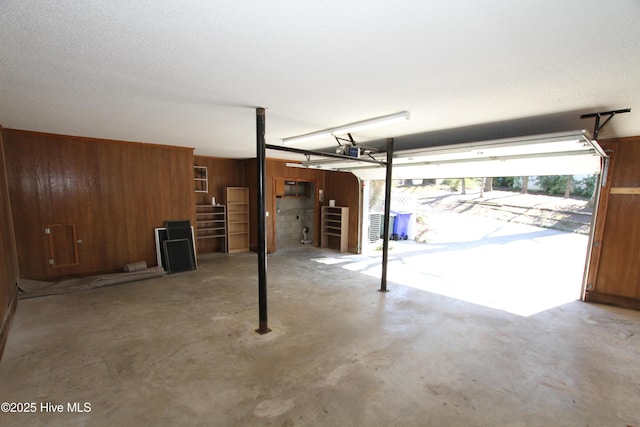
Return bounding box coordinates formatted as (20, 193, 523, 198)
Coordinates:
(301, 130, 606, 180)
(301, 130, 608, 314)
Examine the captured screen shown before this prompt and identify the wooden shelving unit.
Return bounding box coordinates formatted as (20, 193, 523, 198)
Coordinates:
(226, 187, 250, 253)
(195, 204, 227, 253)
(321, 206, 349, 253)
(194, 165, 208, 193)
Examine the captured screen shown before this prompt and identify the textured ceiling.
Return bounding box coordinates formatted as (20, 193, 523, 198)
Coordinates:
(1, 1, 638, 159)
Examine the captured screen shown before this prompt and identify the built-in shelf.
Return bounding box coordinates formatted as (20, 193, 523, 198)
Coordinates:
(275, 178, 310, 198)
(195, 204, 226, 253)
(321, 206, 348, 253)
(194, 166, 208, 193)
(227, 187, 250, 253)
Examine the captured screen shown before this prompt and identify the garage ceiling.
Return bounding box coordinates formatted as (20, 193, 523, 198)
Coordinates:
(1, 1, 638, 163)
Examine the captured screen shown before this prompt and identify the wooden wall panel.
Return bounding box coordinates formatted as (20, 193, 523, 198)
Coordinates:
(4, 129, 194, 280)
(246, 157, 361, 255)
(324, 171, 362, 252)
(193, 156, 247, 206)
(268, 159, 325, 252)
(0, 126, 20, 361)
(606, 137, 640, 187)
(586, 137, 640, 308)
(246, 159, 327, 253)
(193, 155, 246, 253)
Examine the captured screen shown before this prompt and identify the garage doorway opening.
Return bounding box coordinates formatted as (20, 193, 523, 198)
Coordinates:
(359, 177, 595, 316)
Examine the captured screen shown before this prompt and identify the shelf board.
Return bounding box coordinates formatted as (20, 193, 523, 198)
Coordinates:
(323, 232, 343, 238)
(196, 235, 226, 240)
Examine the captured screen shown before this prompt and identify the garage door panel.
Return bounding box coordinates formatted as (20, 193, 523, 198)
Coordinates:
(350, 153, 602, 181)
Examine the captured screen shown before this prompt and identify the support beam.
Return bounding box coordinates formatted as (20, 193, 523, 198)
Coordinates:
(580, 108, 631, 139)
(256, 107, 271, 334)
(379, 138, 394, 292)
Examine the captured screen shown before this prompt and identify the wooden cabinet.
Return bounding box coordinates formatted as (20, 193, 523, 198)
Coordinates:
(194, 166, 208, 193)
(275, 178, 310, 198)
(227, 187, 250, 253)
(321, 206, 349, 253)
(195, 204, 226, 252)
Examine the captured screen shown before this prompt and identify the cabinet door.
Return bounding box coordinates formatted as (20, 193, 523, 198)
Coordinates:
(275, 178, 285, 197)
(46, 223, 79, 268)
(284, 181, 296, 197)
(296, 181, 309, 197)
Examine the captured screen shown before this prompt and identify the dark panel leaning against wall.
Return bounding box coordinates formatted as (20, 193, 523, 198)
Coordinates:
(323, 170, 361, 253)
(3, 129, 194, 280)
(0, 126, 20, 361)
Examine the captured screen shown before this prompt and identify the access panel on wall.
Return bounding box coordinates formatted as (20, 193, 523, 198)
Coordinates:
(45, 223, 79, 268)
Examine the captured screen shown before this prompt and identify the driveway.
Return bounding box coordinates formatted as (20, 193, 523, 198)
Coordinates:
(351, 209, 589, 317)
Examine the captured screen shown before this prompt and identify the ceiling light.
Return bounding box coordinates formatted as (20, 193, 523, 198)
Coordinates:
(282, 111, 410, 145)
(285, 162, 306, 169)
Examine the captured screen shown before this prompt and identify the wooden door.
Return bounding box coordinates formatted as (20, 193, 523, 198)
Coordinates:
(585, 137, 640, 309)
(46, 223, 79, 268)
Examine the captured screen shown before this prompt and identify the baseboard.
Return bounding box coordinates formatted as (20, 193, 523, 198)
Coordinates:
(0, 284, 18, 362)
(584, 291, 640, 311)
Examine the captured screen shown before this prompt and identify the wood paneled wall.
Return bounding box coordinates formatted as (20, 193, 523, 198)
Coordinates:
(247, 159, 325, 253)
(586, 136, 640, 309)
(246, 158, 361, 254)
(324, 171, 362, 252)
(194, 155, 247, 253)
(194, 155, 247, 205)
(0, 126, 19, 361)
(4, 129, 194, 280)
(266, 159, 326, 253)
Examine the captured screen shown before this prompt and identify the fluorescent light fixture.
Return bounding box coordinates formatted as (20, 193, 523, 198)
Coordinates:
(282, 111, 410, 145)
(285, 162, 306, 168)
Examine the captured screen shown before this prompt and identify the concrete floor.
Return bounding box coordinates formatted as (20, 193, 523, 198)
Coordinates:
(1, 246, 640, 426)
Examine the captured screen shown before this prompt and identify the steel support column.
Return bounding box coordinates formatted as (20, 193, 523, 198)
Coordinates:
(256, 107, 271, 334)
(379, 138, 394, 292)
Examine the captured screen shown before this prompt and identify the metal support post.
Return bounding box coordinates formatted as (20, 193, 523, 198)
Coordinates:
(256, 107, 271, 334)
(379, 138, 394, 292)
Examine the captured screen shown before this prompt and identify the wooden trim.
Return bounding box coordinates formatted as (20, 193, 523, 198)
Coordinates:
(0, 284, 18, 361)
(610, 187, 640, 195)
(585, 143, 616, 293)
(585, 290, 640, 311)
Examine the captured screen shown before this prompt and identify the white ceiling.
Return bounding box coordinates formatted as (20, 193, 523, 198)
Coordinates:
(1, 1, 639, 160)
